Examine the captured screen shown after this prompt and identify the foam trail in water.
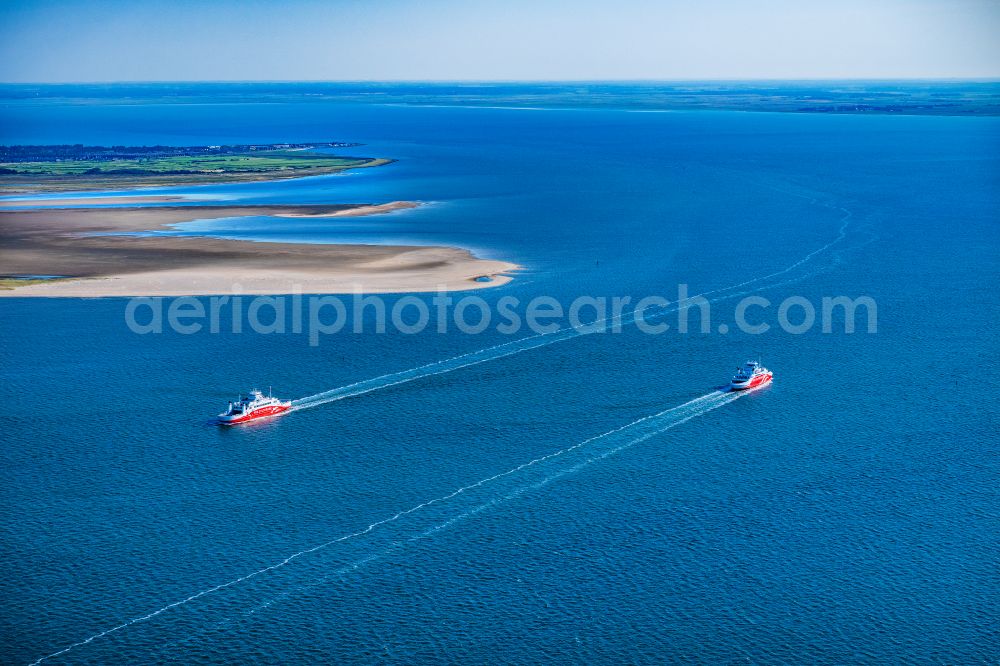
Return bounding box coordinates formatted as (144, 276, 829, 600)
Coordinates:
(33, 189, 846, 663)
(31, 389, 740, 665)
(149, 389, 744, 657)
(291, 204, 850, 412)
(261, 391, 740, 607)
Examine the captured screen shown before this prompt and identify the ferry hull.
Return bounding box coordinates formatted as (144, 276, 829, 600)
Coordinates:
(218, 405, 292, 425)
(730, 372, 772, 391)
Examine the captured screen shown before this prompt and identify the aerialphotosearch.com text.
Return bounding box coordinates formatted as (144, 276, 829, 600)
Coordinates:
(124, 284, 877, 346)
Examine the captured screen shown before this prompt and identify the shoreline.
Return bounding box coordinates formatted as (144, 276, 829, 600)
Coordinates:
(0, 194, 194, 207)
(0, 203, 518, 297)
(0, 157, 394, 195)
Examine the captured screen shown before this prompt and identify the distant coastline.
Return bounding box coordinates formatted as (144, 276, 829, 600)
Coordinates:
(3, 81, 998, 116)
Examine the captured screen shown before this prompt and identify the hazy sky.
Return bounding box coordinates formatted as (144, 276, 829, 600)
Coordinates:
(1, 0, 998, 82)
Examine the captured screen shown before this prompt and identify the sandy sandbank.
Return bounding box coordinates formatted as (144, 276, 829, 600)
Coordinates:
(274, 201, 420, 218)
(0, 203, 517, 297)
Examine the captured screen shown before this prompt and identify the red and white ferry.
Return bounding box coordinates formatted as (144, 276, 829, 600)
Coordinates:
(730, 360, 773, 391)
(218, 389, 291, 425)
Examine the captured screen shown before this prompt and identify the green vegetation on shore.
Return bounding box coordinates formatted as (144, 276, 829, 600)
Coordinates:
(0, 143, 392, 193)
(0, 277, 65, 290)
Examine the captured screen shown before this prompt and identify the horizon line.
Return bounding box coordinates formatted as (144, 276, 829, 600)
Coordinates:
(2, 77, 999, 86)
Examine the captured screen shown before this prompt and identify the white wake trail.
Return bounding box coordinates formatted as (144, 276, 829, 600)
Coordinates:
(256, 391, 741, 612)
(291, 204, 851, 412)
(146, 388, 745, 659)
(31, 389, 741, 665)
(31, 187, 847, 663)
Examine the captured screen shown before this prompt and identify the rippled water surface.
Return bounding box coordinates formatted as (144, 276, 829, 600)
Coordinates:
(1, 95, 998, 663)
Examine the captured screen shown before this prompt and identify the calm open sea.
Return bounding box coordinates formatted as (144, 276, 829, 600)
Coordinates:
(1, 90, 998, 663)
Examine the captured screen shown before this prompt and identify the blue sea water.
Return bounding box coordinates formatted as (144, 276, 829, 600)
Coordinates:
(1, 92, 998, 664)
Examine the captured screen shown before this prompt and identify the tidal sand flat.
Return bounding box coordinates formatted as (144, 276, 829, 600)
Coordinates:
(0, 203, 517, 296)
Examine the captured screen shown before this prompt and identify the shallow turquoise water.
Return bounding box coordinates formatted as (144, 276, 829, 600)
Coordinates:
(1, 95, 998, 663)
